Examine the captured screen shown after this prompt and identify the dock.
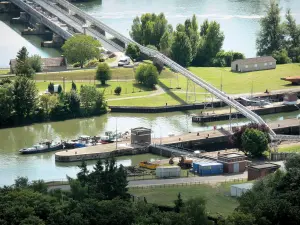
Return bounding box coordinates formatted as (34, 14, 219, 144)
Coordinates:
(55, 118, 300, 162)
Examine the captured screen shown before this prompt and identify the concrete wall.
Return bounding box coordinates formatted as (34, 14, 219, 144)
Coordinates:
(231, 61, 276, 72)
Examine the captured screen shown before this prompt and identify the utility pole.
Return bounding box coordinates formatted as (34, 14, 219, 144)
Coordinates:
(251, 79, 253, 98)
(115, 118, 118, 150)
(62, 77, 65, 92)
(186, 78, 189, 102)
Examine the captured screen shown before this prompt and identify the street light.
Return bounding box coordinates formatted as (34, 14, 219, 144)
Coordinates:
(115, 118, 118, 150)
(61, 77, 65, 92)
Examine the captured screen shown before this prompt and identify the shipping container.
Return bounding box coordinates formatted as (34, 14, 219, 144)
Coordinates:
(198, 162, 223, 176)
(156, 166, 181, 178)
(192, 162, 199, 173)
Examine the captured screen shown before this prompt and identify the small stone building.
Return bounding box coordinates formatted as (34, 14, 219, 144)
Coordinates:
(283, 93, 298, 105)
(217, 153, 246, 173)
(9, 56, 67, 74)
(231, 56, 276, 72)
(248, 163, 280, 181)
(131, 127, 151, 145)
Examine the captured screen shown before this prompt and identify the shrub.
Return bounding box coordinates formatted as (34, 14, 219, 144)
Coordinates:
(84, 58, 100, 68)
(135, 64, 159, 88)
(272, 49, 292, 64)
(96, 63, 111, 85)
(28, 54, 42, 72)
(73, 62, 81, 68)
(48, 82, 54, 94)
(57, 85, 62, 94)
(114, 86, 122, 95)
(125, 43, 141, 61)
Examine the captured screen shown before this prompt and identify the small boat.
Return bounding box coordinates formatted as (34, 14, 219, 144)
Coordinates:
(19, 141, 63, 154)
(99, 135, 114, 144)
(63, 135, 93, 149)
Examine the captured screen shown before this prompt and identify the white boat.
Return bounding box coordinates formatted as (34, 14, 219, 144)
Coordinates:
(19, 141, 63, 154)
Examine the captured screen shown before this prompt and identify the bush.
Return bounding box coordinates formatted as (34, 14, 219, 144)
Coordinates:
(114, 86, 122, 95)
(0, 78, 12, 85)
(48, 82, 54, 94)
(241, 128, 268, 157)
(84, 58, 100, 68)
(125, 43, 141, 61)
(96, 63, 111, 85)
(73, 62, 81, 68)
(272, 49, 292, 64)
(57, 85, 62, 94)
(135, 64, 159, 88)
(28, 54, 42, 72)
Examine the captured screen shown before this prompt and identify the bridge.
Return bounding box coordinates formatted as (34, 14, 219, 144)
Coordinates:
(8, 0, 300, 141)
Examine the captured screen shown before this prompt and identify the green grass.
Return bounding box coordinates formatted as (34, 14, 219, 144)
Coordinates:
(105, 57, 117, 63)
(278, 144, 300, 153)
(129, 182, 239, 216)
(0, 69, 10, 75)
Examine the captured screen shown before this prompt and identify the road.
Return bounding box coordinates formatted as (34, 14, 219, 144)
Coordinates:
(47, 171, 247, 191)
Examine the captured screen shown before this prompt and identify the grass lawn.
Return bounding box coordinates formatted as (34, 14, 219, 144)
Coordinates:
(278, 144, 300, 153)
(129, 182, 239, 216)
(0, 69, 10, 75)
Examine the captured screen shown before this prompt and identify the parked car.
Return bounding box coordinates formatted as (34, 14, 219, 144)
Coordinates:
(118, 56, 130, 66)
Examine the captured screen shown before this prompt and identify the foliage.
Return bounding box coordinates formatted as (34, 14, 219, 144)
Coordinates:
(71, 80, 77, 91)
(230, 123, 270, 151)
(84, 58, 100, 68)
(194, 20, 225, 66)
(174, 193, 184, 213)
(16, 46, 29, 63)
(153, 57, 164, 74)
(62, 34, 101, 68)
(96, 63, 111, 85)
(272, 49, 292, 64)
(15, 47, 35, 78)
(114, 86, 122, 95)
(256, 0, 283, 56)
(57, 84, 62, 94)
(171, 31, 193, 67)
(130, 13, 170, 48)
(215, 51, 245, 67)
(125, 43, 141, 61)
(241, 128, 268, 157)
(80, 85, 105, 115)
(146, 44, 158, 51)
(28, 54, 42, 72)
(0, 84, 14, 124)
(13, 76, 38, 119)
(159, 30, 173, 56)
(48, 82, 54, 94)
(0, 77, 12, 85)
(39, 94, 59, 115)
(135, 64, 159, 88)
(284, 154, 300, 170)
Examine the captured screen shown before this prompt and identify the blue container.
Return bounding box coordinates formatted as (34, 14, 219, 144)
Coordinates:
(192, 162, 199, 173)
(198, 162, 223, 176)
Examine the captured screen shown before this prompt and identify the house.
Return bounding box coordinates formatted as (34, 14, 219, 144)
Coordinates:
(217, 153, 247, 173)
(230, 183, 253, 197)
(231, 56, 276, 72)
(248, 163, 280, 181)
(9, 56, 67, 73)
(131, 127, 151, 145)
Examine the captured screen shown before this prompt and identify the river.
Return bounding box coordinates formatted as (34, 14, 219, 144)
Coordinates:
(1, 110, 300, 186)
(0, 0, 299, 67)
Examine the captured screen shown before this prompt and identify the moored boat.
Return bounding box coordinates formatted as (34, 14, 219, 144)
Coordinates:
(19, 141, 63, 154)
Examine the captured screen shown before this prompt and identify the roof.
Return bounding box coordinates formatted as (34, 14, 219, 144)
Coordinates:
(9, 57, 66, 69)
(131, 127, 151, 132)
(232, 56, 276, 65)
(249, 163, 280, 170)
(218, 153, 245, 159)
(198, 162, 223, 166)
(231, 183, 253, 189)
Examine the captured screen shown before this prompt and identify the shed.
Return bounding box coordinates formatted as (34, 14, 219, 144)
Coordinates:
(131, 127, 151, 145)
(230, 183, 253, 197)
(283, 93, 298, 105)
(9, 56, 67, 74)
(218, 153, 246, 173)
(248, 163, 280, 181)
(231, 56, 276, 72)
(156, 166, 181, 178)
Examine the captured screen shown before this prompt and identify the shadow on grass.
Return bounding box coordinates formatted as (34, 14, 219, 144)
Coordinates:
(158, 80, 187, 105)
(95, 84, 111, 88)
(133, 83, 152, 92)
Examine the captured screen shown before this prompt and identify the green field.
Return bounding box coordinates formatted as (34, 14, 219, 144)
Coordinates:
(129, 182, 240, 216)
(278, 144, 300, 153)
(0, 69, 9, 75)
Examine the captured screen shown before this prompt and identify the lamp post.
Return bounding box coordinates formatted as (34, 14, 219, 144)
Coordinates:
(62, 77, 65, 92)
(115, 118, 118, 150)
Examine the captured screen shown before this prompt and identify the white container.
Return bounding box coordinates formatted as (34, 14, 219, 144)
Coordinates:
(156, 166, 181, 178)
(230, 183, 253, 197)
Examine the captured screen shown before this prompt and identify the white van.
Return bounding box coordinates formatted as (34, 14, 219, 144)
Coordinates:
(118, 56, 130, 66)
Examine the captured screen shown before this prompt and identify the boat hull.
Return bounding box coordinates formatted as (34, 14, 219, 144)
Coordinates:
(19, 144, 63, 154)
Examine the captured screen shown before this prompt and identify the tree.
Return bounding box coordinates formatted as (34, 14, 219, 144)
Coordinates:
(285, 154, 300, 170)
(71, 81, 77, 91)
(65, 90, 81, 115)
(13, 76, 38, 119)
(62, 34, 101, 68)
(256, 0, 284, 56)
(57, 85, 62, 94)
(146, 45, 158, 51)
(80, 85, 104, 115)
(200, 19, 209, 37)
(48, 82, 54, 94)
(125, 43, 141, 61)
(171, 32, 193, 67)
(114, 86, 122, 95)
(174, 193, 184, 213)
(14, 176, 29, 189)
(15, 47, 35, 78)
(0, 84, 14, 125)
(135, 64, 159, 88)
(39, 94, 58, 116)
(28, 54, 42, 72)
(159, 30, 173, 56)
(272, 49, 292, 64)
(241, 128, 268, 157)
(16, 46, 29, 63)
(184, 15, 200, 58)
(96, 63, 111, 85)
(226, 211, 256, 225)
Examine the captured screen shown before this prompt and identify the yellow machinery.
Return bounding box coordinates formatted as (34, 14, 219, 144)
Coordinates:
(139, 161, 160, 170)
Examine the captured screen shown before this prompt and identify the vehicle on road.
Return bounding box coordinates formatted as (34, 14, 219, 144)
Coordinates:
(118, 56, 130, 66)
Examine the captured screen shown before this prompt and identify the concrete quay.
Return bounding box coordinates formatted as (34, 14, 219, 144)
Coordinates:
(55, 118, 300, 163)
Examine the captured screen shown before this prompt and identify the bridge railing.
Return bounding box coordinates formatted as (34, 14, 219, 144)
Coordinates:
(10, 0, 72, 39)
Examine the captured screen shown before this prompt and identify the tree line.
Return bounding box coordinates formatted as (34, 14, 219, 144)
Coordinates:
(0, 47, 107, 128)
(129, 13, 245, 67)
(2, 154, 300, 224)
(257, 0, 300, 64)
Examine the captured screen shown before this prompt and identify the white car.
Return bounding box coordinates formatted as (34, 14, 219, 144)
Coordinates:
(118, 56, 130, 66)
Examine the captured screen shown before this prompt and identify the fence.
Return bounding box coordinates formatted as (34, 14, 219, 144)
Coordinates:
(270, 152, 297, 161)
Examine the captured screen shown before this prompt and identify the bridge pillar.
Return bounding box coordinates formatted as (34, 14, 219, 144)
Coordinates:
(90, 24, 105, 36)
(10, 11, 30, 24)
(111, 37, 126, 49)
(41, 33, 64, 48)
(21, 23, 51, 36)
